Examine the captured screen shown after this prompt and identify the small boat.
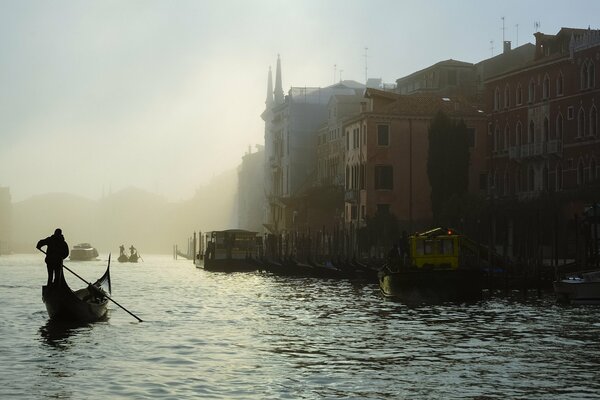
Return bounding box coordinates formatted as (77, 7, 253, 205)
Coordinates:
(117, 254, 129, 263)
(197, 229, 260, 272)
(379, 228, 483, 302)
(554, 270, 600, 305)
(128, 253, 139, 263)
(42, 262, 111, 322)
(69, 243, 99, 261)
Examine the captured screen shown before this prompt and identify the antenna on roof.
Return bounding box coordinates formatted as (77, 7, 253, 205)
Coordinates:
(515, 23, 519, 46)
(364, 47, 368, 84)
(501, 16, 506, 43)
(534, 21, 540, 33)
(339, 69, 343, 82)
(490, 40, 494, 56)
(333, 64, 337, 85)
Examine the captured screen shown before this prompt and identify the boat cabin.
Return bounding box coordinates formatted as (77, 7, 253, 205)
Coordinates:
(410, 228, 467, 270)
(203, 229, 260, 262)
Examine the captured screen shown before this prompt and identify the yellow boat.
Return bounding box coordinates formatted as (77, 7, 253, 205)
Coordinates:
(379, 228, 483, 302)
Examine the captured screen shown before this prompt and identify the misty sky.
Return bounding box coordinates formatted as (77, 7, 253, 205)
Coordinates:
(1, 0, 598, 202)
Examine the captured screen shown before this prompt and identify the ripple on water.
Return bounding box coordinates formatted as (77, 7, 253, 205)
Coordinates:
(1, 256, 600, 399)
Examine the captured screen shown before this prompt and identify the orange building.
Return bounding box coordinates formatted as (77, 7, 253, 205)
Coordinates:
(343, 89, 488, 233)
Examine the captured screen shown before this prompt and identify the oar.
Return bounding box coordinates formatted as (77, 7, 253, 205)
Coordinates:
(138, 253, 144, 262)
(38, 248, 143, 322)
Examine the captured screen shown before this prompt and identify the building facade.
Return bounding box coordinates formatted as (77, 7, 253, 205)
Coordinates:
(486, 28, 600, 201)
(343, 89, 488, 235)
(262, 56, 364, 233)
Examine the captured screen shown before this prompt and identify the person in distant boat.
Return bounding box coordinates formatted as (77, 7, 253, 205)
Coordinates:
(36, 228, 69, 286)
(119, 244, 125, 256)
(129, 245, 137, 256)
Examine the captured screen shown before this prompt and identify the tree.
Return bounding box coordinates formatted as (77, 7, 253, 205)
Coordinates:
(427, 111, 470, 223)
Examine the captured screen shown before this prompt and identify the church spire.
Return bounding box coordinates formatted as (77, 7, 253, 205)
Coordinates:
(274, 54, 284, 105)
(265, 66, 274, 107)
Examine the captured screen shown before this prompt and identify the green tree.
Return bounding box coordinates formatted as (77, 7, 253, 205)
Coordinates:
(427, 111, 470, 223)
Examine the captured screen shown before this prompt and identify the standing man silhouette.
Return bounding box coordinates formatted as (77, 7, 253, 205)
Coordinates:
(36, 228, 69, 285)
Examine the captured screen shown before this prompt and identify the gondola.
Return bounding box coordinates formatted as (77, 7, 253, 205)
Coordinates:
(42, 262, 112, 322)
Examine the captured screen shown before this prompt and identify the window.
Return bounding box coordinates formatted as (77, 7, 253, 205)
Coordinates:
(494, 87, 501, 110)
(528, 120, 535, 144)
(362, 124, 366, 144)
(504, 85, 510, 108)
(556, 163, 563, 191)
(346, 130, 349, 150)
(590, 62, 596, 88)
(376, 204, 390, 215)
(543, 75, 550, 99)
(578, 108, 586, 137)
(351, 205, 357, 220)
(467, 128, 475, 147)
(377, 124, 389, 146)
(591, 158, 598, 182)
(581, 62, 588, 89)
(528, 79, 535, 103)
(516, 84, 523, 105)
(568, 106, 575, 120)
(374, 165, 393, 190)
(542, 166, 548, 191)
(577, 159, 585, 185)
(556, 114, 563, 140)
(556, 73, 564, 96)
(528, 166, 535, 191)
(543, 117, 549, 141)
(447, 69, 457, 85)
(479, 173, 487, 190)
(504, 125, 510, 149)
(494, 125, 500, 151)
(591, 106, 598, 137)
(516, 122, 522, 145)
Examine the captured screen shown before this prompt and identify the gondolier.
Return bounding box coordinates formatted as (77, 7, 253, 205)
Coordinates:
(36, 228, 69, 286)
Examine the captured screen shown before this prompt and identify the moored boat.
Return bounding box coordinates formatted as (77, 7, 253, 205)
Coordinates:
(379, 228, 484, 302)
(69, 243, 99, 261)
(42, 262, 111, 322)
(554, 270, 600, 305)
(197, 229, 260, 272)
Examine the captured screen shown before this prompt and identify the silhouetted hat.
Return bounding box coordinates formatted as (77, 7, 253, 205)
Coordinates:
(54, 228, 62, 235)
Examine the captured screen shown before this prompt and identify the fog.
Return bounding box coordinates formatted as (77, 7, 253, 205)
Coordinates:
(1, 1, 597, 253)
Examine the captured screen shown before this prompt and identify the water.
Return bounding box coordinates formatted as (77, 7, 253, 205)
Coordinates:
(1, 254, 600, 399)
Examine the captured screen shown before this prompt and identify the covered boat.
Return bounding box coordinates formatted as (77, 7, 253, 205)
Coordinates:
(197, 229, 260, 272)
(42, 263, 111, 322)
(69, 243, 99, 261)
(379, 228, 484, 302)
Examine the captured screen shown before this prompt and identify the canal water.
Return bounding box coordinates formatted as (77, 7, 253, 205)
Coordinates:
(1, 254, 599, 399)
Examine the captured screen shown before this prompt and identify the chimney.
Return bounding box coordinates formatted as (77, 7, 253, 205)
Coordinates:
(503, 41, 511, 54)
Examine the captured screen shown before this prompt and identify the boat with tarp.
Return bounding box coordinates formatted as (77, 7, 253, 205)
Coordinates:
(69, 243, 99, 261)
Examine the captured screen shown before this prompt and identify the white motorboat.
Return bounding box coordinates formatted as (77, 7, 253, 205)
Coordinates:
(554, 270, 600, 305)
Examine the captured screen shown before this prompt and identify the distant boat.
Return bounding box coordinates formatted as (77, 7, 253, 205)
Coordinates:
(42, 261, 111, 322)
(69, 243, 99, 261)
(117, 254, 129, 263)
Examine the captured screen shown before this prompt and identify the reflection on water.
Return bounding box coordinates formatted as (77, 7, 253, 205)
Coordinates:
(38, 320, 91, 349)
(2, 255, 600, 399)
